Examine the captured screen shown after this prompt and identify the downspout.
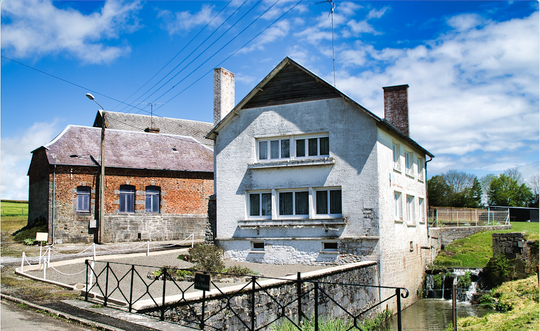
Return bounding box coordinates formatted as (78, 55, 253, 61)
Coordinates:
(425, 155, 433, 263)
(51, 165, 56, 244)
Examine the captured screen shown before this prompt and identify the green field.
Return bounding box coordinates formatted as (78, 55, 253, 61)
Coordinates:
(433, 222, 539, 268)
(1, 200, 29, 217)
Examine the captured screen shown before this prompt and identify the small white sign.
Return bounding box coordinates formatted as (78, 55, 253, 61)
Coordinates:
(36, 232, 48, 242)
(89, 219, 97, 228)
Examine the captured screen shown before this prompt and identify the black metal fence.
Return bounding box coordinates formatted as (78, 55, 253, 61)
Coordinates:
(85, 260, 408, 330)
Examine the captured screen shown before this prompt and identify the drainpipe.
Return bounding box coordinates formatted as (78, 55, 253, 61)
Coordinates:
(51, 165, 56, 244)
(425, 155, 433, 263)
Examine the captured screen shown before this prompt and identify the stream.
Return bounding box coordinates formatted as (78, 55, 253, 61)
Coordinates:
(385, 298, 494, 330)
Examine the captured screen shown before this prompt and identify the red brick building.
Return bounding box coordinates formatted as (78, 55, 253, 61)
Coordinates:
(28, 124, 214, 244)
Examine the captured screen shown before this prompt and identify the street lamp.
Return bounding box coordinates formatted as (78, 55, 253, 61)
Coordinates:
(86, 93, 105, 244)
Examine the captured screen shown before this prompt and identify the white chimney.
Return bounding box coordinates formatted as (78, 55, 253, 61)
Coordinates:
(214, 67, 235, 125)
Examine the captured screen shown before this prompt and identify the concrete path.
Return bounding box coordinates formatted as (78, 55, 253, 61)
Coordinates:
(1, 300, 93, 331)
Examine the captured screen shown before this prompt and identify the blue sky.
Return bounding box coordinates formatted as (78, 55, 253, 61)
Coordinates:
(1, 0, 538, 200)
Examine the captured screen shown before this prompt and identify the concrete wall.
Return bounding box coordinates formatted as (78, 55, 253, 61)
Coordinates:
(141, 262, 381, 330)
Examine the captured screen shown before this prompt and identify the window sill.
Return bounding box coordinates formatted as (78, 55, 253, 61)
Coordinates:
(394, 219, 404, 224)
(238, 218, 346, 228)
(406, 223, 417, 228)
(249, 251, 265, 254)
(319, 251, 339, 254)
(248, 157, 335, 169)
(393, 168, 401, 174)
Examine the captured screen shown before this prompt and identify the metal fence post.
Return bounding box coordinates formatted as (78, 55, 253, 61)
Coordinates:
(201, 289, 206, 330)
(251, 276, 256, 331)
(314, 282, 319, 331)
(129, 265, 135, 313)
(297, 272, 302, 325)
(104, 262, 110, 307)
(396, 288, 402, 331)
(161, 268, 167, 321)
(85, 260, 89, 301)
(452, 282, 457, 331)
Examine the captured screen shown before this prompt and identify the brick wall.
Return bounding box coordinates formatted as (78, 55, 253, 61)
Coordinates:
(37, 165, 214, 244)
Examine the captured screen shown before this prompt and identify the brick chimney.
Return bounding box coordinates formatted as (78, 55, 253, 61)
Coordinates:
(383, 84, 409, 136)
(214, 67, 235, 125)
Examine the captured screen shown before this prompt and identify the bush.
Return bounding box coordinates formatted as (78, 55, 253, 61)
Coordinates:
(457, 271, 472, 289)
(484, 254, 513, 287)
(189, 244, 225, 273)
(495, 301, 513, 312)
(224, 265, 256, 276)
(23, 238, 36, 246)
(478, 294, 495, 308)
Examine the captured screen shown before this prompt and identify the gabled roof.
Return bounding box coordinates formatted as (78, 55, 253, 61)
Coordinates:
(93, 111, 214, 149)
(206, 57, 433, 158)
(36, 125, 213, 172)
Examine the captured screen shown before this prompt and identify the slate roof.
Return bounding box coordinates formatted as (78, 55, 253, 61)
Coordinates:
(207, 57, 433, 158)
(93, 111, 214, 149)
(39, 125, 213, 172)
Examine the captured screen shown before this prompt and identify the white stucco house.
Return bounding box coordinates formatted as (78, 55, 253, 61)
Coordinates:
(206, 57, 434, 295)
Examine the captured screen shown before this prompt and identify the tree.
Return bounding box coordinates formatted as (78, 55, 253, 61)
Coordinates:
(427, 175, 451, 207)
(527, 175, 539, 208)
(442, 170, 476, 194)
(488, 174, 533, 207)
(503, 167, 524, 185)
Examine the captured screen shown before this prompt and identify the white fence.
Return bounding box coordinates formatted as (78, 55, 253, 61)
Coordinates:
(429, 207, 510, 228)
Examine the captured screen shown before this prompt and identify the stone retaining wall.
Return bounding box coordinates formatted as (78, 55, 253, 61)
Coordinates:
(429, 225, 511, 250)
(139, 262, 380, 330)
(492, 232, 539, 279)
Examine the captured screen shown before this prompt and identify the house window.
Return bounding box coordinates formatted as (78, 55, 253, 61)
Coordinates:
(322, 242, 338, 251)
(394, 191, 402, 220)
(258, 139, 290, 160)
(279, 191, 309, 217)
(418, 158, 425, 181)
(145, 186, 160, 213)
(296, 136, 329, 158)
(249, 192, 272, 217)
(257, 133, 329, 161)
(392, 143, 400, 171)
(316, 189, 342, 215)
(406, 195, 415, 224)
(119, 185, 135, 213)
(405, 151, 413, 176)
(252, 241, 265, 251)
(419, 198, 425, 223)
(76, 186, 91, 213)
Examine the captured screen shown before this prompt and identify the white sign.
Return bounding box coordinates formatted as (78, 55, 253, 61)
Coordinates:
(89, 219, 97, 228)
(36, 232, 48, 242)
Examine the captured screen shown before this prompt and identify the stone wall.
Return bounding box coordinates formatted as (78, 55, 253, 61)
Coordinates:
(40, 165, 213, 244)
(140, 262, 381, 330)
(429, 225, 511, 250)
(492, 232, 539, 279)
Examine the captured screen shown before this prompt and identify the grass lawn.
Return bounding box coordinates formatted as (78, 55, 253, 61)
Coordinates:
(1, 200, 28, 216)
(433, 222, 539, 268)
(451, 275, 539, 331)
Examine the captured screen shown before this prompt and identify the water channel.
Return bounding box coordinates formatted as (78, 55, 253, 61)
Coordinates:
(384, 298, 494, 330)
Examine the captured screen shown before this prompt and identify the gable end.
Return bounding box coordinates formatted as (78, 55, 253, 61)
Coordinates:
(242, 64, 341, 109)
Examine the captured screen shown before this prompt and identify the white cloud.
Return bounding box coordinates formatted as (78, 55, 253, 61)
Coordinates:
(158, 4, 221, 35)
(238, 20, 290, 53)
(336, 11, 538, 175)
(1, 122, 60, 200)
(1, 0, 141, 64)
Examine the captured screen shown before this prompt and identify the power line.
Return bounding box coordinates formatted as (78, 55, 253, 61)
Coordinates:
(114, 1, 233, 113)
(1, 55, 147, 113)
(154, 0, 303, 112)
(139, 0, 262, 106)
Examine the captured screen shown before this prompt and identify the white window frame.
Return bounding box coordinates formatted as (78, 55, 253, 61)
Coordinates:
(322, 241, 338, 252)
(247, 191, 273, 219)
(418, 157, 425, 182)
(394, 191, 403, 221)
(256, 133, 329, 162)
(314, 188, 342, 218)
(419, 198, 425, 223)
(278, 189, 310, 219)
(405, 151, 413, 176)
(251, 241, 265, 251)
(119, 185, 135, 213)
(392, 143, 401, 171)
(406, 195, 415, 224)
